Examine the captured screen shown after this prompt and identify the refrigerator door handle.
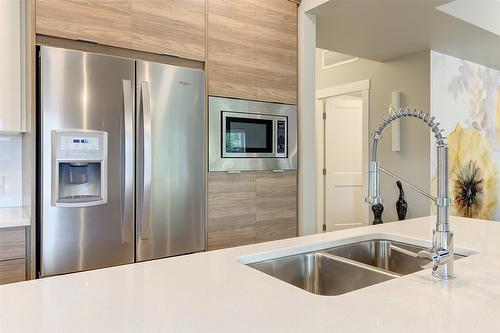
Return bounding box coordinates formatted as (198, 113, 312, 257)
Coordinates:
(140, 81, 153, 240)
(121, 79, 134, 243)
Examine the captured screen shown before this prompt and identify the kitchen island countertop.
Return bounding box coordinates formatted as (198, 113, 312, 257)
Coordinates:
(1, 216, 499, 332)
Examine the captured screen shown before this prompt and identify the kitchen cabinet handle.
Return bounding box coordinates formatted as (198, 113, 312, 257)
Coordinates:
(140, 81, 153, 240)
(121, 79, 134, 244)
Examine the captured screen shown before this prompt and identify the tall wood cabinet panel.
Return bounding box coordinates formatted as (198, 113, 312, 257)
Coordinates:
(208, 171, 297, 250)
(256, 171, 297, 242)
(207, 0, 256, 100)
(36, 0, 133, 49)
(207, 0, 297, 104)
(207, 172, 256, 250)
(255, 0, 297, 105)
(131, 0, 206, 61)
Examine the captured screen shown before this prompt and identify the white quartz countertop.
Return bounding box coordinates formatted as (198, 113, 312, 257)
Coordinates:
(0, 207, 30, 229)
(1, 216, 500, 332)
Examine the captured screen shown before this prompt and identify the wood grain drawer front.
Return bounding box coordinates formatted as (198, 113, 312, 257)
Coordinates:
(131, 0, 206, 61)
(0, 259, 26, 285)
(207, 0, 257, 100)
(208, 172, 256, 250)
(0, 228, 25, 261)
(36, 0, 133, 49)
(255, 0, 297, 105)
(256, 171, 297, 242)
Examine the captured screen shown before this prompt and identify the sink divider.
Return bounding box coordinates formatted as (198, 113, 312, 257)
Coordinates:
(317, 251, 402, 278)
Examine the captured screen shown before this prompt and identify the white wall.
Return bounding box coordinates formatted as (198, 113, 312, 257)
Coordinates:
(316, 50, 431, 222)
(297, 0, 329, 235)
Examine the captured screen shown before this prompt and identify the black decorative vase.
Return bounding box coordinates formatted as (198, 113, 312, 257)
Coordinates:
(372, 203, 384, 225)
(396, 180, 408, 221)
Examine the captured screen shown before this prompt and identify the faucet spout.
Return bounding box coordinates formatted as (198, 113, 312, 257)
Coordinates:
(366, 107, 454, 279)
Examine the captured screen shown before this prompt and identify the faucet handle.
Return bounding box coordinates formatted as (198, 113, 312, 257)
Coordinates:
(416, 247, 451, 272)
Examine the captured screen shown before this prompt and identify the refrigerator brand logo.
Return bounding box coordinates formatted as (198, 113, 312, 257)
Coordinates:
(178, 81, 191, 86)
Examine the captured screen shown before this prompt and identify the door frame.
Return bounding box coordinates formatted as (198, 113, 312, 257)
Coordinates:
(315, 79, 371, 232)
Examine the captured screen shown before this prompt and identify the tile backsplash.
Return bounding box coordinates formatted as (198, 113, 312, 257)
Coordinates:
(0, 135, 22, 207)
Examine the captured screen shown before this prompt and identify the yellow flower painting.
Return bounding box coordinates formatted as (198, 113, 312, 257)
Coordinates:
(448, 124, 498, 219)
(432, 51, 500, 221)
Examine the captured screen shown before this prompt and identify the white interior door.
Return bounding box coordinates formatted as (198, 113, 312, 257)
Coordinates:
(324, 95, 366, 231)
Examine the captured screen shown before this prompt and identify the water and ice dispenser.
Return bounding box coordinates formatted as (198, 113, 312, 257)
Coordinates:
(51, 130, 108, 207)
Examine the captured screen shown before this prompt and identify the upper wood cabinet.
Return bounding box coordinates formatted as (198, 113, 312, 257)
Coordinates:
(255, 1, 297, 105)
(36, 0, 133, 49)
(36, 0, 206, 61)
(131, 0, 205, 61)
(208, 0, 297, 104)
(207, 0, 256, 101)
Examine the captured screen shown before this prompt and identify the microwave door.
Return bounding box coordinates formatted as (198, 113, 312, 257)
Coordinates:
(222, 112, 276, 158)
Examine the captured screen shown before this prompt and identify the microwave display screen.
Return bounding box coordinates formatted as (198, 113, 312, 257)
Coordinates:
(225, 117, 273, 153)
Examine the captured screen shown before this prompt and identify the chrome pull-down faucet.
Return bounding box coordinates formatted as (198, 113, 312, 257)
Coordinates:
(365, 107, 454, 279)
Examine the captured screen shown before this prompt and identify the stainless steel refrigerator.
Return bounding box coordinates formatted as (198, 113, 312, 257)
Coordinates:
(38, 46, 205, 277)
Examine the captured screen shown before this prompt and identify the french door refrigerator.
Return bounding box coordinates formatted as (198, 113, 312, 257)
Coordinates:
(38, 46, 205, 277)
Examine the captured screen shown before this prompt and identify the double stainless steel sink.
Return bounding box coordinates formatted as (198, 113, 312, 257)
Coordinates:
(248, 239, 465, 296)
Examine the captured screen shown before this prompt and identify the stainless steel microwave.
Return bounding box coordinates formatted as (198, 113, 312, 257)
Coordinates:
(209, 96, 297, 171)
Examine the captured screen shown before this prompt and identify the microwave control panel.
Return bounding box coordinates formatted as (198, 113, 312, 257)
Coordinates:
(276, 120, 287, 157)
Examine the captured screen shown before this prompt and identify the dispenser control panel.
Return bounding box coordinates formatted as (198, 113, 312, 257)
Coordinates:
(54, 131, 106, 161)
(51, 130, 108, 208)
(60, 136, 100, 151)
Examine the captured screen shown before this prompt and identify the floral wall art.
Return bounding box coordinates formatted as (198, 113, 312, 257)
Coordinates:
(431, 51, 500, 220)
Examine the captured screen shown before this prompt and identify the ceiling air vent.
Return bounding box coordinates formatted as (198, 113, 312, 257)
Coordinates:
(322, 50, 358, 69)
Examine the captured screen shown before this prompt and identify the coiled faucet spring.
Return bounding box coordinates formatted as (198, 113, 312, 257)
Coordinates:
(373, 107, 446, 146)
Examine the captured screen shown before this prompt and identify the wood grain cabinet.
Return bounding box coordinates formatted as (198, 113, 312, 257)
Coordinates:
(36, 0, 133, 49)
(208, 171, 297, 250)
(131, 0, 206, 61)
(36, 0, 206, 61)
(207, 0, 256, 100)
(0, 227, 26, 285)
(255, 1, 297, 104)
(255, 171, 297, 242)
(208, 0, 297, 104)
(207, 172, 256, 250)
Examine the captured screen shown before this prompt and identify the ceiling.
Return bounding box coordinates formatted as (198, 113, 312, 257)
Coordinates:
(311, 0, 500, 70)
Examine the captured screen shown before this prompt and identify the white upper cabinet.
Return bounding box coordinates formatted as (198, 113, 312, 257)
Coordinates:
(0, 0, 24, 133)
